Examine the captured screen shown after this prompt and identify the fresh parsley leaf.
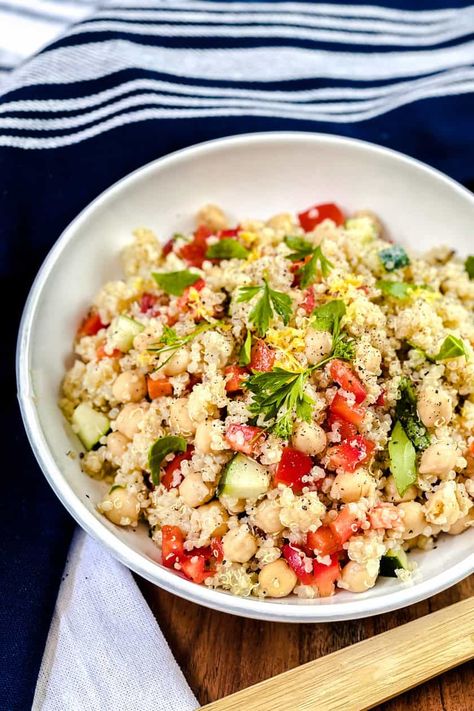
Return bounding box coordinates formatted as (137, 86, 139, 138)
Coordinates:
(237, 279, 292, 337)
(152, 270, 200, 296)
(376, 280, 413, 300)
(205, 239, 249, 260)
(396, 377, 430, 451)
(238, 330, 252, 366)
(284, 237, 334, 288)
(379, 245, 410, 272)
(332, 335, 356, 361)
(432, 335, 469, 361)
(465, 256, 474, 280)
(148, 435, 187, 485)
(388, 421, 417, 496)
(311, 300, 346, 335)
(147, 321, 222, 369)
(245, 367, 314, 439)
(284, 235, 314, 261)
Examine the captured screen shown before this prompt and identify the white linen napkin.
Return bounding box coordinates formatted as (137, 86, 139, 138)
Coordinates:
(33, 529, 199, 711)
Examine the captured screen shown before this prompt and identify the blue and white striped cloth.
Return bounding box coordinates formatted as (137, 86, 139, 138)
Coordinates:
(2, 2, 474, 710)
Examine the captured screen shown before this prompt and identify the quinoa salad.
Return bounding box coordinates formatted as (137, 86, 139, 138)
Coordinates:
(60, 201, 474, 600)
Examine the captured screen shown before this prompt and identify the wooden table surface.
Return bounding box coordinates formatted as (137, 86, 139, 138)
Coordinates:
(138, 574, 474, 710)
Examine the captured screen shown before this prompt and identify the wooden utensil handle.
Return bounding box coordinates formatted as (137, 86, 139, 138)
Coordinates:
(201, 597, 474, 711)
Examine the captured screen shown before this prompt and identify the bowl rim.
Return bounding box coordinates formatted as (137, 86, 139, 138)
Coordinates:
(16, 130, 474, 623)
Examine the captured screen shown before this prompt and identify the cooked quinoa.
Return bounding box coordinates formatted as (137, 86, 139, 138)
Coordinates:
(60, 201, 474, 599)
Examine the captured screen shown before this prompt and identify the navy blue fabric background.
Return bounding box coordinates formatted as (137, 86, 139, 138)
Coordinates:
(1, 2, 473, 709)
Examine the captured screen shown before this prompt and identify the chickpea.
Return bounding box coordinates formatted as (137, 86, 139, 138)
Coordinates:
(331, 470, 374, 504)
(384, 475, 417, 503)
(107, 431, 130, 462)
(266, 212, 294, 233)
(169, 397, 196, 436)
(291, 421, 326, 456)
(258, 559, 297, 598)
(417, 386, 453, 428)
(115, 403, 148, 439)
(100, 486, 140, 526)
(196, 203, 228, 232)
(112, 370, 147, 403)
(397, 501, 427, 539)
(447, 510, 474, 536)
(418, 442, 458, 477)
(179, 472, 214, 508)
(340, 561, 378, 593)
(162, 348, 190, 377)
(222, 526, 257, 563)
(194, 420, 219, 454)
(219, 493, 246, 514)
(254, 499, 283, 534)
(305, 329, 333, 364)
(197, 500, 229, 537)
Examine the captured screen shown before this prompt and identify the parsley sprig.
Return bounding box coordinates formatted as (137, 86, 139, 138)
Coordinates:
(284, 236, 334, 288)
(237, 277, 292, 336)
(244, 299, 355, 438)
(147, 321, 222, 370)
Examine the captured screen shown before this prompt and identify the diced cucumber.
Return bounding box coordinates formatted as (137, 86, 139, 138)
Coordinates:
(379, 548, 410, 578)
(109, 315, 144, 352)
(72, 402, 110, 450)
(218, 453, 270, 499)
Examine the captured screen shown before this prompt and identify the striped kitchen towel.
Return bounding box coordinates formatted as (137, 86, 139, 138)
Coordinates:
(1, 2, 473, 710)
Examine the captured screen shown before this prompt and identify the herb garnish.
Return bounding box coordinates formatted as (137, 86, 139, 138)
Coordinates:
(237, 278, 292, 337)
(395, 377, 430, 451)
(432, 334, 469, 361)
(284, 236, 334, 288)
(147, 321, 222, 370)
(465, 256, 474, 280)
(148, 435, 187, 485)
(388, 421, 417, 496)
(376, 280, 432, 300)
(238, 330, 252, 366)
(206, 239, 249, 260)
(152, 270, 200, 296)
(244, 300, 354, 437)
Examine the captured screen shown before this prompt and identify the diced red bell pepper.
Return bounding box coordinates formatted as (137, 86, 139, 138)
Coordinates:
(161, 446, 194, 489)
(250, 340, 275, 372)
(217, 228, 239, 238)
(327, 413, 358, 442)
(224, 364, 248, 392)
(175, 278, 206, 313)
(147, 376, 173, 399)
(298, 203, 345, 232)
(274, 447, 314, 493)
(162, 236, 175, 256)
(210, 537, 224, 563)
(78, 312, 106, 337)
(306, 525, 340, 556)
(96, 343, 122, 360)
(225, 424, 264, 455)
(179, 226, 212, 268)
(329, 506, 361, 545)
(312, 554, 341, 597)
(180, 554, 212, 584)
(139, 292, 159, 313)
(301, 286, 316, 314)
(326, 435, 375, 473)
(329, 360, 367, 404)
(161, 525, 185, 567)
(375, 389, 386, 407)
(329, 392, 365, 427)
(282, 544, 315, 585)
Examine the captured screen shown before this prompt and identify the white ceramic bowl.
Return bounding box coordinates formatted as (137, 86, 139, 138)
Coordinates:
(17, 132, 474, 622)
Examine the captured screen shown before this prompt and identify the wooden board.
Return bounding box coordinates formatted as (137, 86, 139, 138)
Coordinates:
(138, 574, 474, 709)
